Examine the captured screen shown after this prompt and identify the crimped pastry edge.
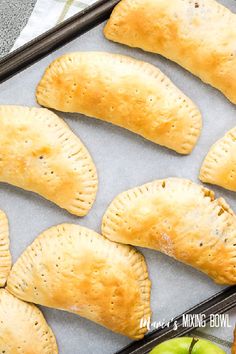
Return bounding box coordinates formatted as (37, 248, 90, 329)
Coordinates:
(0, 210, 11, 287)
(200, 127, 236, 192)
(102, 177, 236, 284)
(36, 52, 202, 154)
(7, 223, 151, 339)
(0, 105, 98, 216)
(0, 289, 58, 354)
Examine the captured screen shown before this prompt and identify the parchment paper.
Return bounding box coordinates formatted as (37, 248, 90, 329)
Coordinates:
(0, 1, 236, 352)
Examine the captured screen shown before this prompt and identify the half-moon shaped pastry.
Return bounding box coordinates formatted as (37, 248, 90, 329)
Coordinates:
(36, 52, 202, 154)
(0, 209, 11, 287)
(102, 178, 236, 284)
(200, 127, 236, 192)
(104, 0, 236, 104)
(0, 289, 58, 354)
(0, 105, 97, 216)
(7, 224, 151, 339)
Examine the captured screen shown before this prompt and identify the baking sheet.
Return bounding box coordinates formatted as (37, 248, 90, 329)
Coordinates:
(0, 0, 236, 352)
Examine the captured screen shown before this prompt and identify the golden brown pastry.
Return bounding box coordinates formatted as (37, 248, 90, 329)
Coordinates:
(104, 0, 236, 104)
(7, 224, 151, 339)
(0, 105, 97, 216)
(232, 326, 236, 354)
(0, 289, 58, 354)
(0, 209, 11, 287)
(102, 178, 236, 284)
(200, 127, 236, 192)
(36, 52, 202, 154)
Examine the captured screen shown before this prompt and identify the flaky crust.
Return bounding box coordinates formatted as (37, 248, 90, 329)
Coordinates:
(102, 178, 236, 284)
(0, 105, 97, 216)
(7, 224, 151, 339)
(0, 209, 11, 287)
(0, 289, 58, 354)
(200, 127, 236, 192)
(36, 52, 201, 154)
(104, 0, 236, 104)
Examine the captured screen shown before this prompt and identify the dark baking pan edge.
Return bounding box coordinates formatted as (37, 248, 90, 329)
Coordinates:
(0, 0, 120, 83)
(0, 1, 236, 352)
(117, 286, 236, 353)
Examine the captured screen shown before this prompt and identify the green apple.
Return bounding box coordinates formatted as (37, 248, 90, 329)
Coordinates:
(149, 337, 226, 354)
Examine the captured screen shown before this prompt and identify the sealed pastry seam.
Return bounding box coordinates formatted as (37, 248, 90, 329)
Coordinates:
(102, 178, 236, 284)
(0, 289, 58, 353)
(36, 52, 202, 154)
(200, 127, 236, 192)
(7, 224, 151, 339)
(104, 0, 236, 104)
(0, 105, 98, 216)
(32, 107, 98, 215)
(0, 210, 11, 287)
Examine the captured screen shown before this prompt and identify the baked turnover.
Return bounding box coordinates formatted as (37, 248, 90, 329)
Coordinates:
(0, 105, 97, 216)
(0, 289, 58, 354)
(200, 127, 236, 192)
(102, 178, 236, 284)
(7, 224, 151, 339)
(36, 52, 202, 154)
(104, 0, 236, 104)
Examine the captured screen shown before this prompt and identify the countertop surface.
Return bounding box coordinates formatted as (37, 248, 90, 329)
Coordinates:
(0, 0, 36, 57)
